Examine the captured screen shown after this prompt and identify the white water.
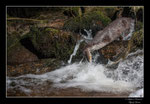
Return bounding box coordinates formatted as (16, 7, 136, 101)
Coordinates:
(122, 21, 135, 40)
(50, 63, 135, 93)
(68, 29, 93, 64)
(105, 50, 144, 89)
(129, 88, 143, 97)
(7, 28, 143, 97)
(68, 39, 84, 64)
(7, 49, 143, 96)
(82, 29, 93, 41)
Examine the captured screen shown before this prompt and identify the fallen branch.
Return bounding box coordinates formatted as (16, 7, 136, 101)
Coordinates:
(7, 17, 45, 22)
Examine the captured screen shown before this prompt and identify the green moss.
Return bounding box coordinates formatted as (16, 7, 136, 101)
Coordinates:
(7, 32, 19, 47)
(132, 28, 144, 47)
(28, 26, 76, 61)
(63, 17, 80, 32)
(45, 28, 59, 34)
(103, 7, 118, 18)
(63, 7, 81, 17)
(84, 11, 111, 27)
(7, 42, 23, 56)
(63, 10, 111, 33)
(127, 28, 144, 53)
(135, 21, 143, 31)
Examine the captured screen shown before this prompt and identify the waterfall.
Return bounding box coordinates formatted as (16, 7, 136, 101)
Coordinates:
(67, 29, 93, 64)
(7, 28, 143, 97)
(122, 21, 135, 40)
(7, 49, 143, 95)
(67, 39, 84, 64)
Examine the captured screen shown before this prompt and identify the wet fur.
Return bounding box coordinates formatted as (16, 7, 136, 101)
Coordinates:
(84, 17, 134, 62)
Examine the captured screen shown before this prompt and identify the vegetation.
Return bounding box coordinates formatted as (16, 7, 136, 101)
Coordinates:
(29, 26, 76, 60)
(63, 10, 111, 35)
(7, 6, 144, 64)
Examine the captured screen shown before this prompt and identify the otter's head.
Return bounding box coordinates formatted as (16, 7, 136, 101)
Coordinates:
(121, 18, 135, 30)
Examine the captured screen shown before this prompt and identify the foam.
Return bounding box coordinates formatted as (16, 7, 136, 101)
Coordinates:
(7, 50, 143, 95)
(50, 63, 135, 93)
(129, 88, 144, 97)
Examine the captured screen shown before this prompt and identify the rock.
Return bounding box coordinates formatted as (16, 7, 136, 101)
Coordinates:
(84, 7, 118, 20)
(37, 19, 65, 29)
(93, 51, 108, 65)
(7, 24, 39, 65)
(97, 28, 143, 64)
(98, 41, 128, 62)
(63, 7, 82, 17)
(7, 21, 30, 37)
(7, 58, 61, 77)
(136, 8, 143, 22)
(7, 86, 130, 97)
(63, 11, 111, 36)
(127, 28, 144, 52)
(7, 43, 39, 65)
(7, 20, 39, 65)
(135, 21, 143, 31)
(121, 7, 135, 18)
(29, 27, 79, 61)
(7, 32, 20, 49)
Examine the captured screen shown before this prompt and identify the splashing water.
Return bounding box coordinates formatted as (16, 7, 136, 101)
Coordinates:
(129, 88, 144, 97)
(7, 27, 143, 96)
(50, 63, 135, 93)
(7, 49, 143, 96)
(83, 29, 93, 41)
(68, 29, 93, 64)
(122, 21, 135, 40)
(79, 29, 93, 44)
(104, 50, 143, 88)
(68, 39, 84, 64)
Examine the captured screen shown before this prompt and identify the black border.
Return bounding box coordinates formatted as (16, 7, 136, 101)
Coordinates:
(1, 0, 145, 104)
(2, 0, 144, 6)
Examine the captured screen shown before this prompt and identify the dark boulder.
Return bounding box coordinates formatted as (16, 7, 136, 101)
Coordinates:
(7, 43, 39, 65)
(29, 27, 79, 61)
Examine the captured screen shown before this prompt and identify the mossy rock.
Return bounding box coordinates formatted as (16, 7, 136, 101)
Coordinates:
(7, 19, 33, 39)
(130, 28, 144, 50)
(98, 28, 143, 62)
(7, 32, 21, 49)
(135, 21, 143, 31)
(7, 29, 32, 52)
(85, 7, 118, 19)
(99, 41, 128, 61)
(63, 11, 111, 36)
(83, 11, 111, 28)
(29, 27, 77, 61)
(102, 7, 119, 19)
(7, 42, 38, 65)
(63, 7, 82, 17)
(7, 58, 61, 77)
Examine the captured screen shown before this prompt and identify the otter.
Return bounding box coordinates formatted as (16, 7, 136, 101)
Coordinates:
(83, 17, 135, 62)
